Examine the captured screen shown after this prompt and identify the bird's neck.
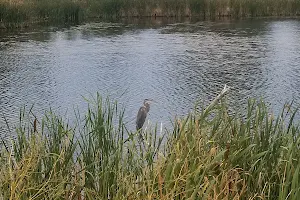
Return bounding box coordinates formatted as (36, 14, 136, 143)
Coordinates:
(144, 103, 150, 112)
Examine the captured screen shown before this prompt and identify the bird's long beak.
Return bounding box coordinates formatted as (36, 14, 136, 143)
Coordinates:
(145, 98, 155, 103)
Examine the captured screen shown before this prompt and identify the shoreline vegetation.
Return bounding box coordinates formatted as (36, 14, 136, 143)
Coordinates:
(1, 0, 300, 28)
(1, 87, 300, 199)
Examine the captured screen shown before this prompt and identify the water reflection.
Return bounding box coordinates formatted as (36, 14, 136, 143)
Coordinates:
(1, 18, 300, 136)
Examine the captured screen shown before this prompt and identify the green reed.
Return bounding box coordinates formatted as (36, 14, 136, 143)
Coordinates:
(1, 90, 300, 199)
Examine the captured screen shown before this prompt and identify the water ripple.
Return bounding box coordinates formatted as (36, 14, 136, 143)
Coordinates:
(1, 19, 300, 133)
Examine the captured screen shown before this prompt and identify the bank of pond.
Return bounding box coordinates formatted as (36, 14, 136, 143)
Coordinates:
(1, 91, 300, 199)
(1, 0, 300, 28)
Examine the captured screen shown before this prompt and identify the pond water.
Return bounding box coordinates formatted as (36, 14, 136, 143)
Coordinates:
(1, 18, 300, 136)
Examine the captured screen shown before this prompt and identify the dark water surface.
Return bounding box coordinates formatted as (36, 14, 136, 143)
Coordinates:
(1, 18, 300, 136)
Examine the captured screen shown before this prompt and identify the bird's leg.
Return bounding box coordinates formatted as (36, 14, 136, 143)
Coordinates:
(138, 129, 146, 154)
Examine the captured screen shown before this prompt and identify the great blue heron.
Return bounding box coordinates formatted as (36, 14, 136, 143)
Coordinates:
(136, 99, 153, 131)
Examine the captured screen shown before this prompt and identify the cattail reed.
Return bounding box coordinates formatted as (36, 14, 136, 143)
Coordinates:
(1, 92, 300, 199)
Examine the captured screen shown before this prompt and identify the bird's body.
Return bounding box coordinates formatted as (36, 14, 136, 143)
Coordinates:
(136, 106, 147, 130)
(136, 99, 152, 130)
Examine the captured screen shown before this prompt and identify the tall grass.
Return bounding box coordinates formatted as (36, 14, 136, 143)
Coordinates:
(1, 0, 300, 28)
(0, 0, 81, 28)
(1, 91, 300, 199)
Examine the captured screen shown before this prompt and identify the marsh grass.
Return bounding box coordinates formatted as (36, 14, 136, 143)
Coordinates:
(0, 0, 81, 28)
(1, 0, 300, 28)
(1, 91, 300, 199)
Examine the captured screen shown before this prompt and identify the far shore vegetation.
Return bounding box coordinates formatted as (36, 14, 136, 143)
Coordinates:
(1, 0, 300, 28)
(1, 89, 300, 199)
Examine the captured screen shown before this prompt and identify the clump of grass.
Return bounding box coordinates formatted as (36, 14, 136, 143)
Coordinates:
(33, 0, 81, 23)
(0, 0, 82, 28)
(1, 90, 300, 199)
(0, 0, 31, 28)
